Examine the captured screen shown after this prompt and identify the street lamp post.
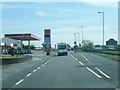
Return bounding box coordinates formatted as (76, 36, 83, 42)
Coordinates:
(74, 33, 77, 45)
(75, 33, 80, 47)
(98, 11, 104, 46)
(77, 33, 80, 47)
(79, 26, 83, 46)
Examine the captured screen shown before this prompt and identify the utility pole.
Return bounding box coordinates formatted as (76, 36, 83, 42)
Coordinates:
(98, 11, 105, 46)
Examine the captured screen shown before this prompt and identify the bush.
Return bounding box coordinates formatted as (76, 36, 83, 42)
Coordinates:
(9, 48, 15, 56)
(115, 45, 120, 51)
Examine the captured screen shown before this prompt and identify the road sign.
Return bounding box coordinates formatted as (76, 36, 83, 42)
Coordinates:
(44, 29, 51, 53)
(45, 29, 50, 34)
(44, 29, 51, 44)
(74, 41, 77, 44)
(79, 44, 81, 47)
(44, 44, 51, 52)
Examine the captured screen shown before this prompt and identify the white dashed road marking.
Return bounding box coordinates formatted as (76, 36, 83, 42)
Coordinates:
(80, 54, 111, 79)
(13, 57, 54, 87)
(95, 67, 110, 78)
(81, 54, 92, 64)
(37, 67, 41, 69)
(75, 58, 78, 61)
(70, 54, 103, 79)
(70, 54, 84, 66)
(78, 61, 84, 66)
(33, 69, 37, 72)
(42, 64, 44, 67)
(86, 67, 102, 78)
(26, 73, 32, 77)
(15, 79, 24, 85)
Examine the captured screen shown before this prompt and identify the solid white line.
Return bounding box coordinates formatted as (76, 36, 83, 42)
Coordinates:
(95, 67, 110, 78)
(15, 79, 24, 85)
(33, 69, 37, 72)
(26, 73, 32, 77)
(86, 67, 102, 78)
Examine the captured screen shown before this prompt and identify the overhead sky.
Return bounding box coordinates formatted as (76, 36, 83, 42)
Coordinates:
(1, 0, 119, 47)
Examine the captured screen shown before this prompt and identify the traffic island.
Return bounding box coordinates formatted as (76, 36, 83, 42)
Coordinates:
(1, 55, 32, 65)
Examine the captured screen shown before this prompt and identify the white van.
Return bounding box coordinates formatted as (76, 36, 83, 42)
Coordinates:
(57, 43, 68, 56)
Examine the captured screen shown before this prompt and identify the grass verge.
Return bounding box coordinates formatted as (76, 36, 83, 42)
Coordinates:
(75, 50, 119, 61)
(76, 50, 119, 61)
(0, 56, 25, 59)
(102, 51, 120, 54)
(89, 52, 119, 61)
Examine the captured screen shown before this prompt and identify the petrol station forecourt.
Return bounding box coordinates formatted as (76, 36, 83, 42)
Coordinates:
(2, 33, 40, 54)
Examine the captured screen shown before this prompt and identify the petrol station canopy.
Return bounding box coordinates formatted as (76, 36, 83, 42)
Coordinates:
(4, 34, 40, 41)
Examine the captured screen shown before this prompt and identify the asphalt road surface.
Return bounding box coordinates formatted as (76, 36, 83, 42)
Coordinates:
(2, 51, 118, 89)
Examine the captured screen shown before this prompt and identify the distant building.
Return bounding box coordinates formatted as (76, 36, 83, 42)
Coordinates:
(3, 33, 40, 54)
(35, 47, 43, 50)
(106, 38, 117, 49)
(0, 37, 21, 53)
(94, 45, 102, 50)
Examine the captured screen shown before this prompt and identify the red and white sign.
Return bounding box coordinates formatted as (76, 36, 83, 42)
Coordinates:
(44, 29, 50, 34)
(5, 34, 40, 40)
(44, 29, 51, 52)
(0, 43, 13, 46)
(5, 44, 11, 46)
(44, 29, 51, 44)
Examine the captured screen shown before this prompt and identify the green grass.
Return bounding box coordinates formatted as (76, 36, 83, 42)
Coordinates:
(76, 50, 84, 52)
(94, 51, 120, 60)
(102, 51, 120, 54)
(0, 56, 24, 59)
(90, 52, 119, 61)
(52, 49, 57, 51)
(76, 50, 120, 61)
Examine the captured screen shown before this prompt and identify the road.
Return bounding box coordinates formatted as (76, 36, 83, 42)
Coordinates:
(2, 51, 118, 89)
